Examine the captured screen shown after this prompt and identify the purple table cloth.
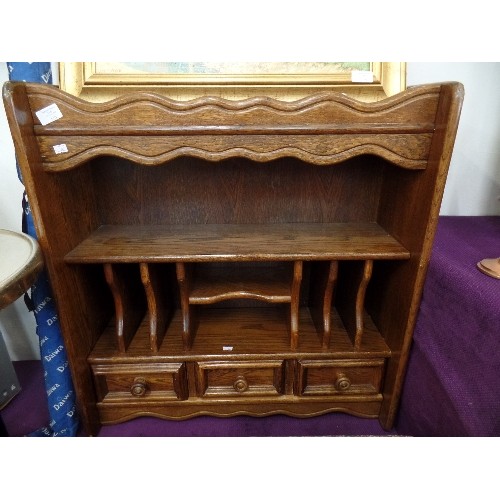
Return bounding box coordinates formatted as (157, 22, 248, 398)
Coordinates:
(396, 216, 500, 436)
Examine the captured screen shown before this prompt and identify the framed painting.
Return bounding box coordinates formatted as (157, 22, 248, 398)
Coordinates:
(59, 62, 406, 102)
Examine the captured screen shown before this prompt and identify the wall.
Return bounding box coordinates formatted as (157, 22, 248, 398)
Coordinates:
(1, 62, 499, 360)
(407, 62, 500, 215)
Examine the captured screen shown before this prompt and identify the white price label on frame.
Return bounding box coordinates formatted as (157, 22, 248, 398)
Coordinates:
(35, 103, 63, 126)
(351, 70, 374, 83)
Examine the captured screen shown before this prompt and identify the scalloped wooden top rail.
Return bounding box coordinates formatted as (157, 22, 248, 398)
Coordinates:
(3, 81, 453, 171)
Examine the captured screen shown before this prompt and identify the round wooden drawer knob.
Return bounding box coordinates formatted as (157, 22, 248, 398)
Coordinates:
(233, 375, 249, 393)
(131, 377, 148, 397)
(335, 374, 351, 391)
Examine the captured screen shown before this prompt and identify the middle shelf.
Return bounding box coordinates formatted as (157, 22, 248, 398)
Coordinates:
(64, 222, 410, 356)
(64, 222, 410, 263)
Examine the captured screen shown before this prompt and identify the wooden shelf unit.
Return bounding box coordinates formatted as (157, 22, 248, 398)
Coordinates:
(3, 81, 463, 435)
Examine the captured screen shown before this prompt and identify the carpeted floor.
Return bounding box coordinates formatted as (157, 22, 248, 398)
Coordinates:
(1, 360, 400, 437)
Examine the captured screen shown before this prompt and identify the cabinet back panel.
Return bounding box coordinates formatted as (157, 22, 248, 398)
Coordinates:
(90, 156, 384, 226)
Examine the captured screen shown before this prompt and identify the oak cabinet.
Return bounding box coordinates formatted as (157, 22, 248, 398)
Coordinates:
(3, 81, 463, 435)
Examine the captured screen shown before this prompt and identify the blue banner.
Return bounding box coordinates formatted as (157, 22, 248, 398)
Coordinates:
(7, 62, 79, 436)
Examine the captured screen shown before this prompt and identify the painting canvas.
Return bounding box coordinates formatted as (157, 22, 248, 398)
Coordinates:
(95, 62, 371, 76)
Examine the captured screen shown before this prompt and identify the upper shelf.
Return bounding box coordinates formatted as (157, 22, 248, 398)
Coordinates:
(64, 222, 410, 263)
(1, 81, 465, 172)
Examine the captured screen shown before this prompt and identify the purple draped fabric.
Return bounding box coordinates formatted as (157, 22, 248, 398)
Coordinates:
(396, 216, 500, 436)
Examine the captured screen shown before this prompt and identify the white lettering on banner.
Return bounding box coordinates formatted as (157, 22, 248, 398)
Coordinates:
(44, 345, 64, 362)
(47, 314, 58, 326)
(34, 296, 52, 314)
(41, 69, 52, 84)
(47, 383, 60, 396)
(39, 335, 49, 347)
(57, 360, 69, 373)
(53, 390, 73, 411)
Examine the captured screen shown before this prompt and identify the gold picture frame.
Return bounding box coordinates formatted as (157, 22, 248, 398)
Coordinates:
(59, 62, 406, 102)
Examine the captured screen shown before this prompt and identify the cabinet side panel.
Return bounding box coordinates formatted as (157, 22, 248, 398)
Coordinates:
(370, 83, 464, 428)
(3, 83, 110, 434)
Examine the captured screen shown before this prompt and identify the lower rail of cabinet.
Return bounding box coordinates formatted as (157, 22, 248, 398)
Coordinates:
(95, 397, 383, 425)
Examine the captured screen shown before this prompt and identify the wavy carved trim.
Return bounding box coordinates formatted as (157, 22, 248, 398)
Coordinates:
(18, 81, 448, 171)
(26, 81, 441, 115)
(29, 90, 440, 133)
(41, 144, 429, 171)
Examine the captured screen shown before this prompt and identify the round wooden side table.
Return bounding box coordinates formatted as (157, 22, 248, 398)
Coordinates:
(0, 228, 44, 436)
(0, 229, 44, 309)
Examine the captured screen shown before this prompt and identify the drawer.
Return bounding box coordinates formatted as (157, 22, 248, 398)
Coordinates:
(295, 359, 384, 396)
(92, 363, 188, 402)
(195, 360, 285, 398)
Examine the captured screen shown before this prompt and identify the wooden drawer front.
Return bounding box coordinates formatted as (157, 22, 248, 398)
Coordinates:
(195, 360, 285, 398)
(296, 360, 384, 396)
(92, 363, 188, 402)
